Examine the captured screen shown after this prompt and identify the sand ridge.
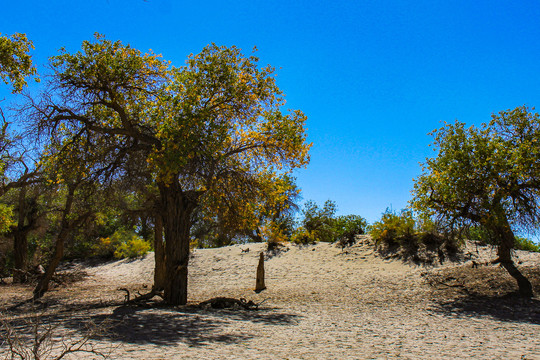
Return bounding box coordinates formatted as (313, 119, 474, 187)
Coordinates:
(1, 237, 539, 359)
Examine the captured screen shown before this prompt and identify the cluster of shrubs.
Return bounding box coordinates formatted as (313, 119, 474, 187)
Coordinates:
(467, 226, 540, 253)
(513, 237, 540, 252)
(290, 200, 367, 245)
(368, 209, 462, 263)
(92, 228, 152, 259)
(0, 226, 151, 279)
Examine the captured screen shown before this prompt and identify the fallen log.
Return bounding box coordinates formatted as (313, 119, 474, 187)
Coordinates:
(198, 297, 266, 310)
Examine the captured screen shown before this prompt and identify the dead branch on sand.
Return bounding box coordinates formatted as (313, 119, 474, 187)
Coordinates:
(117, 288, 164, 305)
(0, 309, 115, 360)
(197, 297, 268, 310)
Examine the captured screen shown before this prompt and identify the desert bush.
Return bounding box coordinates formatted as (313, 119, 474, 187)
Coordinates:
(93, 228, 151, 259)
(1, 310, 114, 359)
(515, 236, 540, 252)
(466, 225, 491, 245)
(0, 203, 14, 234)
(291, 227, 318, 245)
(113, 236, 151, 259)
(300, 200, 337, 243)
(467, 225, 539, 252)
(294, 201, 367, 245)
(334, 214, 367, 244)
(369, 209, 416, 248)
(369, 208, 462, 262)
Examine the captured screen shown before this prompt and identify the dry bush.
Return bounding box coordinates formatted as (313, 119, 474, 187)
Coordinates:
(1, 310, 115, 360)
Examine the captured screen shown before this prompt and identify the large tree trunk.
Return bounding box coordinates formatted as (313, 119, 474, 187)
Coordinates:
(153, 214, 166, 290)
(13, 233, 28, 283)
(158, 182, 198, 305)
(12, 186, 28, 283)
(494, 221, 534, 298)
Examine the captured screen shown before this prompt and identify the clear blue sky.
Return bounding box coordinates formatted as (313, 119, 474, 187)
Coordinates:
(3, 0, 540, 225)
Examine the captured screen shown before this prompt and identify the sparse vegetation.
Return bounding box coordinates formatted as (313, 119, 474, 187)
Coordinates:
(292, 200, 338, 244)
(370, 209, 416, 248)
(334, 214, 367, 244)
(291, 200, 367, 245)
(515, 237, 540, 253)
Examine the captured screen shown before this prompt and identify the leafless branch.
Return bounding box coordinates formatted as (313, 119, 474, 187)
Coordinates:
(1, 309, 116, 360)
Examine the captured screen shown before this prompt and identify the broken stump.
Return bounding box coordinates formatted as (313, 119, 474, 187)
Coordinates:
(255, 252, 266, 292)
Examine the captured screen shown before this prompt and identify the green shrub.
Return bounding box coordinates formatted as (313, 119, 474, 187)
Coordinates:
(93, 228, 151, 259)
(514, 236, 540, 253)
(114, 236, 152, 259)
(300, 200, 338, 243)
(334, 214, 367, 245)
(467, 226, 539, 252)
(369, 208, 462, 261)
(291, 227, 318, 245)
(466, 226, 492, 245)
(369, 209, 416, 247)
(0, 204, 14, 234)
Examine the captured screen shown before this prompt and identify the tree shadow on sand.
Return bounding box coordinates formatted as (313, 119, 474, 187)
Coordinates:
(432, 293, 540, 325)
(58, 304, 302, 347)
(425, 263, 540, 325)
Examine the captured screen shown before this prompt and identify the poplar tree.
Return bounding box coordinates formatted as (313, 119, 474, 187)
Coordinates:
(32, 35, 310, 304)
(412, 106, 540, 297)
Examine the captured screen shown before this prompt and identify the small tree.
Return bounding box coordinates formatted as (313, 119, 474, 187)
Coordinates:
(334, 214, 367, 245)
(293, 200, 337, 243)
(0, 32, 41, 281)
(412, 106, 540, 297)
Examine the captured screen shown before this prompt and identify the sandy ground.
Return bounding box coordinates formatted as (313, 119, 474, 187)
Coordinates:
(1, 236, 539, 359)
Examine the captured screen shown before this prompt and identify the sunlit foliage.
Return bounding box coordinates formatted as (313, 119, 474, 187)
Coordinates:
(412, 106, 540, 296)
(30, 34, 311, 304)
(0, 33, 38, 93)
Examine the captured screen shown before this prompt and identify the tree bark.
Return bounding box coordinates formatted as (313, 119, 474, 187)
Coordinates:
(158, 182, 198, 305)
(12, 186, 28, 283)
(13, 233, 28, 283)
(33, 226, 70, 299)
(33, 184, 76, 299)
(153, 213, 166, 291)
(494, 220, 534, 298)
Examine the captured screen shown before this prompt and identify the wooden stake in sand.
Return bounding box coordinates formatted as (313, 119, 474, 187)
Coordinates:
(255, 252, 266, 292)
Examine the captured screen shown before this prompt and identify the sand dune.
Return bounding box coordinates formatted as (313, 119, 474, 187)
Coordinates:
(1, 237, 539, 359)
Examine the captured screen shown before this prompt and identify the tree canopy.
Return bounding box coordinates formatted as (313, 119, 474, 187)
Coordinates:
(30, 34, 311, 304)
(0, 33, 38, 94)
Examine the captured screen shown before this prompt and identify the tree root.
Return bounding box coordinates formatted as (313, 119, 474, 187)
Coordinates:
(423, 274, 472, 295)
(117, 288, 164, 304)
